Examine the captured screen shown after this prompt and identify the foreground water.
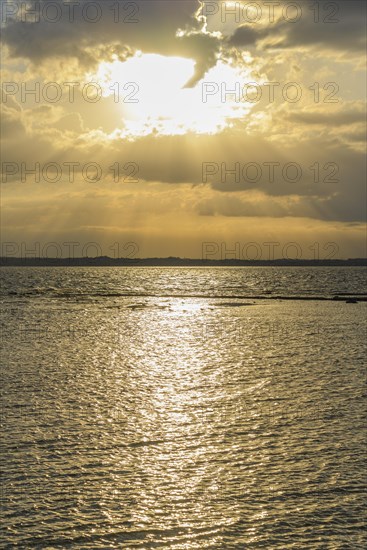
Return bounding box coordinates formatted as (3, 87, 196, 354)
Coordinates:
(1, 267, 366, 548)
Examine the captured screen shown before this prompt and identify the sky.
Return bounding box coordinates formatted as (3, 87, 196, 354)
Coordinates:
(1, 0, 366, 259)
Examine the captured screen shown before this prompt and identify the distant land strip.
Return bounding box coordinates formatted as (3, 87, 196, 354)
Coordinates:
(1, 257, 366, 267)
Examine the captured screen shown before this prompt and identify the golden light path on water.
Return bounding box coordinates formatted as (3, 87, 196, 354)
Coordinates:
(95, 296, 265, 547)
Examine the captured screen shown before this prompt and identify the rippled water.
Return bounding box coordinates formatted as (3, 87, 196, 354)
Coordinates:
(1, 267, 366, 548)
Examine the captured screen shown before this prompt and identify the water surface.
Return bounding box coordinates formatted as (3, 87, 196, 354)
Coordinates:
(1, 267, 366, 548)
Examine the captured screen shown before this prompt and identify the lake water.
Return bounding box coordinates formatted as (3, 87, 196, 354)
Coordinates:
(1, 267, 366, 548)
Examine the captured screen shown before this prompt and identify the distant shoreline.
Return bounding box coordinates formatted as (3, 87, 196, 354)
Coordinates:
(1, 258, 366, 267)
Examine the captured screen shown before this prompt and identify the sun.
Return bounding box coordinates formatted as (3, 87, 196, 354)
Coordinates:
(89, 53, 254, 137)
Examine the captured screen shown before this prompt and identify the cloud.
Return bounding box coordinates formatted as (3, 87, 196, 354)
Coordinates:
(178, 31, 221, 87)
(225, 0, 366, 53)
(196, 188, 367, 224)
(288, 109, 365, 127)
(53, 112, 84, 133)
(1, 1, 217, 75)
(1, 115, 366, 223)
(228, 24, 266, 47)
(1, 0, 365, 257)
(2, 180, 366, 258)
(0, 103, 25, 138)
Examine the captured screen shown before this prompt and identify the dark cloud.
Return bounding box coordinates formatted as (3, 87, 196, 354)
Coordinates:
(196, 190, 367, 223)
(226, 0, 366, 52)
(178, 32, 221, 87)
(1, 0, 221, 84)
(288, 109, 365, 127)
(1, 120, 365, 223)
(228, 24, 267, 47)
(282, 0, 365, 51)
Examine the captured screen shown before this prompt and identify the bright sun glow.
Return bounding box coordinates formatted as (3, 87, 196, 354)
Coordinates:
(90, 53, 254, 137)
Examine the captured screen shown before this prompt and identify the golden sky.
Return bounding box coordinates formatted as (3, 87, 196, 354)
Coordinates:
(1, 0, 366, 258)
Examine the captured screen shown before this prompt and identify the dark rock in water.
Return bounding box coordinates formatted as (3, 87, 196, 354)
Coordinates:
(345, 299, 358, 304)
